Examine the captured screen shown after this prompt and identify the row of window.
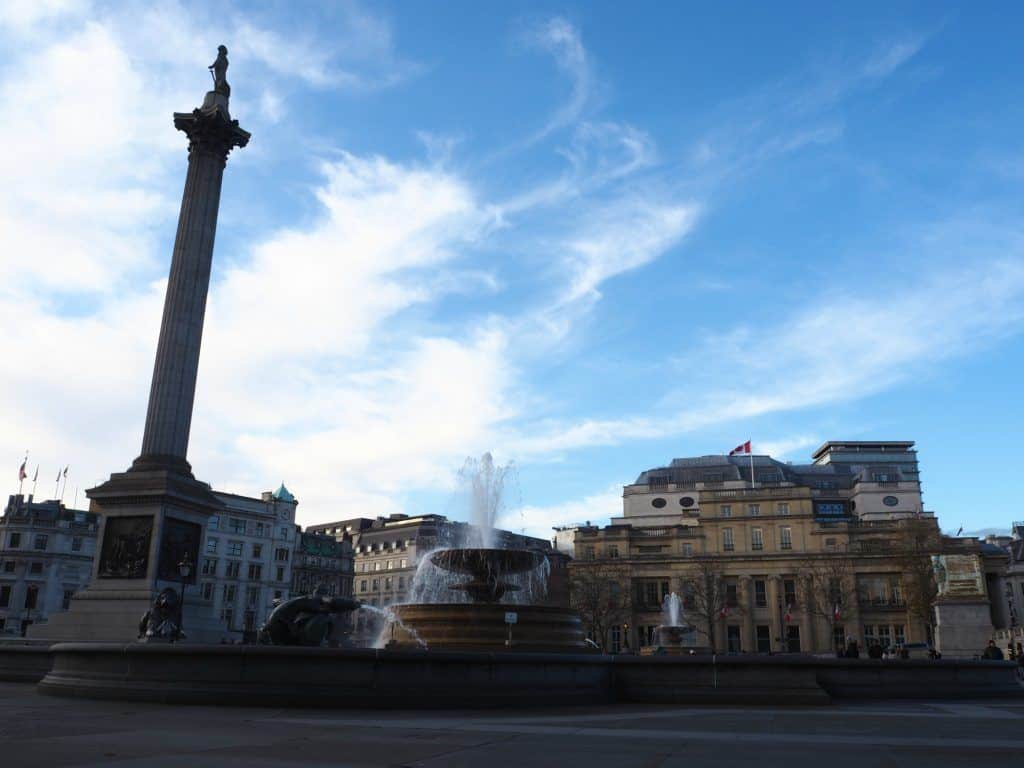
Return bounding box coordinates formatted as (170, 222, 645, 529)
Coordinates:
(722, 526, 793, 552)
(200, 558, 287, 582)
(206, 538, 291, 560)
(1, 560, 44, 574)
(355, 540, 413, 554)
(359, 576, 406, 592)
(0, 583, 38, 610)
(4, 533, 84, 551)
(719, 503, 790, 517)
(358, 558, 408, 572)
(209, 516, 289, 537)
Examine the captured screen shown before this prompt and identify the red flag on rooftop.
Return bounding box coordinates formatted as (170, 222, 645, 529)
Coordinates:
(18, 459, 27, 482)
(729, 440, 751, 456)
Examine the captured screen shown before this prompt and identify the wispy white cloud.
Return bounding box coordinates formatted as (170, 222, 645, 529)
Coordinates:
(755, 436, 821, 460)
(561, 197, 699, 304)
(527, 16, 593, 143)
(862, 37, 927, 78)
(504, 257, 1024, 459)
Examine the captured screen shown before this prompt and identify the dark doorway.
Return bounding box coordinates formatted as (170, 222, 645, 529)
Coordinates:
(727, 625, 741, 652)
(786, 625, 801, 653)
(756, 625, 771, 653)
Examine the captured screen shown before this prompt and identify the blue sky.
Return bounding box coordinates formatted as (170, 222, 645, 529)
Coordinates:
(1, 1, 1022, 538)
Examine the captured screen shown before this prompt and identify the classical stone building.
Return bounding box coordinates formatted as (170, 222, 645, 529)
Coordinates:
(568, 441, 1007, 656)
(200, 485, 298, 641)
(291, 531, 354, 599)
(988, 523, 1024, 648)
(0, 495, 99, 637)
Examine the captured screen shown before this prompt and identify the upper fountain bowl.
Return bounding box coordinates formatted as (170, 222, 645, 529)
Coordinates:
(431, 548, 544, 603)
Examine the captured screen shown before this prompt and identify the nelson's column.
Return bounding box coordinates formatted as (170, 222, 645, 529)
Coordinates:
(34, 47, 250, 642)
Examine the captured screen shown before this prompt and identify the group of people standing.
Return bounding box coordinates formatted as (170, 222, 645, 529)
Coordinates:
(838, 637, 1024, 667)
(839, 639, 910, 659)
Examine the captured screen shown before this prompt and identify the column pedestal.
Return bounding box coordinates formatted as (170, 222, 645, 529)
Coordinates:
(29, 471, 226, 643)
(934, 598, 994, 659)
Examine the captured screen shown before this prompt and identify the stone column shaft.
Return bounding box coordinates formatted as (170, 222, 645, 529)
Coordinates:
(767, 576, 782, 652)
(133, 100, 249, 475)
(740, 576, 755, 653)
(139, 152, 223, 467)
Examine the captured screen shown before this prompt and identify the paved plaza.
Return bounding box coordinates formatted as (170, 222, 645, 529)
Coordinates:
(2, 682, 1023, 767)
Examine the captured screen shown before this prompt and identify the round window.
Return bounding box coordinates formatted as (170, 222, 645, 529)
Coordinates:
(679, 496, 695, 508)
(883, 496, 899, 507)
(651, 497, 667, 508)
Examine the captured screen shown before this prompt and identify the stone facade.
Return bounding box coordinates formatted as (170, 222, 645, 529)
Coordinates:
(200, 485, 298, 641)
(291, 531, 354, 599)
(569, 442, 1007, 657)
(0, 496, 99, 637)
(988, 523, 1024, 650)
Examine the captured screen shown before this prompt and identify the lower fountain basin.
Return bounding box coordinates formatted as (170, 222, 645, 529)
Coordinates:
(386, 603, 589, 652)
(639, 624, 711, 656)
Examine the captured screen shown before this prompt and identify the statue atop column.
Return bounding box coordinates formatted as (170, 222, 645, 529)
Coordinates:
(208, 45, 230, 98)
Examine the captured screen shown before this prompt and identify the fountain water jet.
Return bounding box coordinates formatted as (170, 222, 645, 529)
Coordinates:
(382, 454, 586, 652)
(641, 592, 707, 655)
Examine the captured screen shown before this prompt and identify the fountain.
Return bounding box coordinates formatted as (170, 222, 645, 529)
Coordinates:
(382, 453, 588, 652)
(640, 592, 707, 655)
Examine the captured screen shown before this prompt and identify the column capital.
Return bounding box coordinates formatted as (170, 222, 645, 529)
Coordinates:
(174, 96, 250, 164)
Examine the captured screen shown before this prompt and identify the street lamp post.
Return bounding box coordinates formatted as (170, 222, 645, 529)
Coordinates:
(176, 553, 193, 643)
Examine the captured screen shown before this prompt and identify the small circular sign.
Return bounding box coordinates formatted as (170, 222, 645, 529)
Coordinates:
(679, 496, 695, 508)
(651, 497, 667, 508)
(883, 496, 899, 507)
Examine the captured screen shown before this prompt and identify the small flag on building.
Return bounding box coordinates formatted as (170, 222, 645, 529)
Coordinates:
(729, 441, 751, 456)
(719, 604, 731, 619)
(784, 605, 793, 623)
(833, 604, 842, 621)
(18, 459, 27, 482)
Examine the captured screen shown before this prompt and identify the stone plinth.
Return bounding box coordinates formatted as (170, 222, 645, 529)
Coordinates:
(934, 599, 995, 659)
(28, 470, 225, 643)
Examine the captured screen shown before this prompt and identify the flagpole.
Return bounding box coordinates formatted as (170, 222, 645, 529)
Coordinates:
(54, 471, 61, 501)
(73, 486, 79, 510)
(60, 467, 69, 504)
(30, 466, 38, 498)
(749, 440, 755, 488)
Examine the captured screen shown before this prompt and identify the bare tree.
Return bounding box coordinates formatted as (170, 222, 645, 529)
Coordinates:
(679, 558, 733, 653)
(893, 518, 941, 643)
(797, 553, 857, 654)
(568, 561, 632, 652)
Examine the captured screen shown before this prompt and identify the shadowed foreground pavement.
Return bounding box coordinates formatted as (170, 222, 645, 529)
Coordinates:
(2, 682, 1024, 767)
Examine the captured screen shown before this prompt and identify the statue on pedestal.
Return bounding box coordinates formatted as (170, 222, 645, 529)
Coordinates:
(209, 45, 230, 97)
(260, 586, 361, 646)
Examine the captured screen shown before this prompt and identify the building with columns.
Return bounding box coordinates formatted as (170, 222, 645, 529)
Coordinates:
(568, 442, 1009, 655)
